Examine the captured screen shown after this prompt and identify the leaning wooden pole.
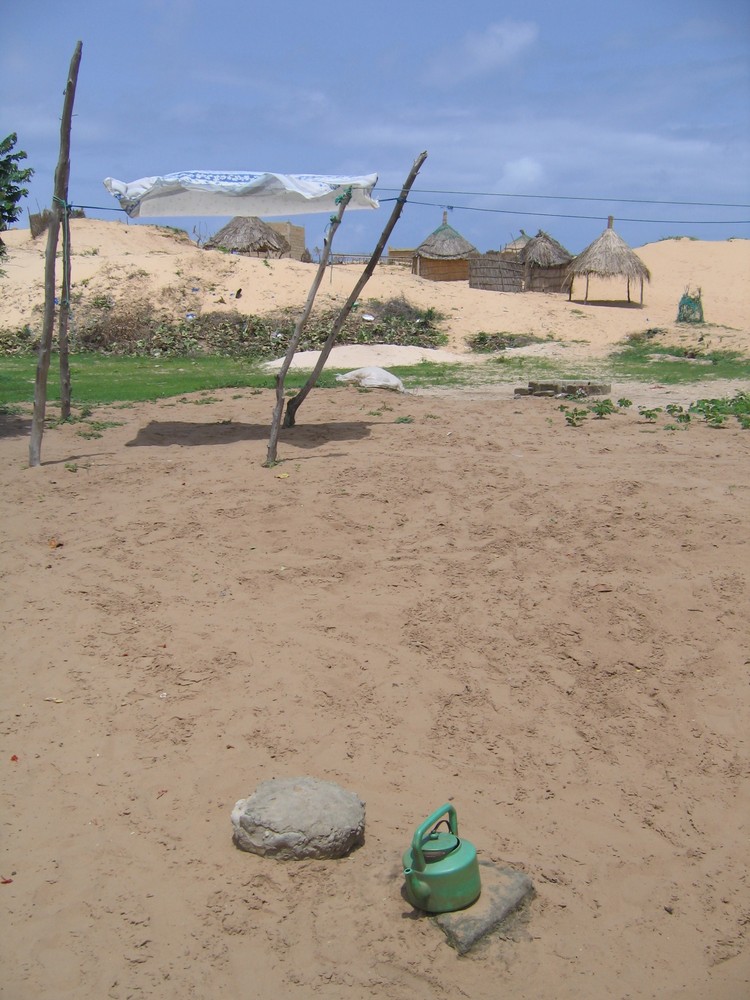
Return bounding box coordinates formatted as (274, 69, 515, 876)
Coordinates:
(283, 150, 428, 429)
(29, 41, 82, 467)
(264, 189, 352, 466)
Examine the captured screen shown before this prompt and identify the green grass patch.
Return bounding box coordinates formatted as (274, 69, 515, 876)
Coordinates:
(0, 354, 343, 405)
(612, 343, 750, 384)
(2, 342, 747, 410)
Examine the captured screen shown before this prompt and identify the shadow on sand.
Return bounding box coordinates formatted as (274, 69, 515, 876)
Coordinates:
(0, 414, 32, 441)
(569, 299, 645, 309)
(125, 419, 375, 450)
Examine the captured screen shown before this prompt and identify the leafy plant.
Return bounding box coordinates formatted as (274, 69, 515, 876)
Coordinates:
(558, 405, 589, 427)
(0, 132, 34, 275)
(665, 403, 691, 425)
(690, 393, 750, 428)
(638, 407, 663, 423)
(589, 398, 617, 419)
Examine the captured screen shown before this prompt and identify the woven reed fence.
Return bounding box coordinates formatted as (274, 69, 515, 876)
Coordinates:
(526, 265, 571, 294)
(386, 247, 415, 266)
(413, 257, 471, 281)
(469, 254, 523, 292)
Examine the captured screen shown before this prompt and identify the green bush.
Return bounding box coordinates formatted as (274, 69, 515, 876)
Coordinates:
(467, 331, 548, 352)
(0, 296, 447, 360)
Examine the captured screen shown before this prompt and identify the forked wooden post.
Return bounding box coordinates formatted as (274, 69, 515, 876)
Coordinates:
(264, 189, 352, 466)
(29, 41, 82, 467)
(282, 150, 428, 429)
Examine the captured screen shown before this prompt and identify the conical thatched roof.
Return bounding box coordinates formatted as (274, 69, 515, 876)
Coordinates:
(415, 212, 478, 260)
(502, 230, 532, 254)
(204, 216, 291, 256)
(520, 229, 572, 267)
(567, 220, 650, 283)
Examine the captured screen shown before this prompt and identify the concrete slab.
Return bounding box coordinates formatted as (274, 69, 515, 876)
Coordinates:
(434, 861, 534, 955)
(515, 380, 612, 397)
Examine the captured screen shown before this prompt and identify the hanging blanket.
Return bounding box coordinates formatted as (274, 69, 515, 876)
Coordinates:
(103, 170, 379, 218)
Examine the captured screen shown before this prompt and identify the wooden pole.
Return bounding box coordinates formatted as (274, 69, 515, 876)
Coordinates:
(264, 189, 352, 466)
(29, 41, 82, 467)
(59, 204, 72, 419)
(282, 151, 428, 430)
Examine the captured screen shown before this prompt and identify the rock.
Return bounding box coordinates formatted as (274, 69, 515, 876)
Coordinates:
(434, 861, 535, 954)
(231, 777, 365, 860)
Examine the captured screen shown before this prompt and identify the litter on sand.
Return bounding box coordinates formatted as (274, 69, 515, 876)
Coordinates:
(335, 367, 406, 393)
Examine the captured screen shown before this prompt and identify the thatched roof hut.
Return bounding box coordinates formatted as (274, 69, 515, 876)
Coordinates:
(500, 230, 532, 258)
(204, 216, 291, 258)
(567, 217, 651, 304)
(519, 230, 573, 293)
(520, 230, 572, 268)
(412, 212, 479, 281)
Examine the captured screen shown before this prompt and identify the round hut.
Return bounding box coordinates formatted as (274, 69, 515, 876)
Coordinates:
(412, 212, 479, 281)
(204, 217, 291, 258)
(500, 230, 532, 260)
(566, 217, 651, 304)
(520, 230, 573, 293)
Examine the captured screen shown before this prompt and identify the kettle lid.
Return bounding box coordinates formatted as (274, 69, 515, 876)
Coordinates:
(421, 819, 460, 862)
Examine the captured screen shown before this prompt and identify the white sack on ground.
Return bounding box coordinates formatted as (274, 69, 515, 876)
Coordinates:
(335, 367, 406, 392)
(103, 170, 379, 218)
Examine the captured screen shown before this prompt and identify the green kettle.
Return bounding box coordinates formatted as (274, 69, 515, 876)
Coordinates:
(402, 804, 481, 913)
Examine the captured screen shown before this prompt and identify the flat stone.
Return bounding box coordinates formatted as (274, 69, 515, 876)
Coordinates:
(231, 776, 365, 860)
(434, 861, 534, 954)
(522, 380, 612, 397)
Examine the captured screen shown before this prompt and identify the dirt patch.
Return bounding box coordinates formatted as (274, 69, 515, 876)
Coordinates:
(2, 385, 749, 999)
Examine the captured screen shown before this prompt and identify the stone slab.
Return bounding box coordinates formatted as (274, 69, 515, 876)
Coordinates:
(515, 380, 611, 398)
(231, 776, 365, 860)
(434, 861, 534, 954)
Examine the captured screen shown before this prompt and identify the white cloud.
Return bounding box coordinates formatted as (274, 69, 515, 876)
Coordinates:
(424, 20, 538, 85)
(492, 157, 545, 192)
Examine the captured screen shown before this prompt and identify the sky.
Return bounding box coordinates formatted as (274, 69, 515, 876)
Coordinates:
(2, 0, 749, 255)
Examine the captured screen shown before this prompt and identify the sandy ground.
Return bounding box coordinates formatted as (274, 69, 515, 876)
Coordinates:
(1, 223, 750, 998)
(1, 383, 749, 1000)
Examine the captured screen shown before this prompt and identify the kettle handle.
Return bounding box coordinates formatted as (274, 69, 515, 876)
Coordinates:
(409, 804, 458, 872)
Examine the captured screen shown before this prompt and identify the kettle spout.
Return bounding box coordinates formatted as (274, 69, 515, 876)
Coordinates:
(403, 868, 431, 907)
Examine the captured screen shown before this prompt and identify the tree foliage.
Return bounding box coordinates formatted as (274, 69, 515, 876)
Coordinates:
(0, 133, 34, 265)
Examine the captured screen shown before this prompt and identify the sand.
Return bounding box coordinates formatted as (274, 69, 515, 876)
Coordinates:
(2, 220, 749, 360)
(1, 223, 750, 999)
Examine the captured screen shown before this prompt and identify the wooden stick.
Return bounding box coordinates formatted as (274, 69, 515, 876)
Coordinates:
(29, 41, 82, 467)
(59, 204, 72, 419)
(264, 189, 352, 466)
(283, 151, 428, 429)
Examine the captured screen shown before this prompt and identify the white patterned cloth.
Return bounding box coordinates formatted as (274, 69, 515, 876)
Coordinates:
(103, 169, 379, 218)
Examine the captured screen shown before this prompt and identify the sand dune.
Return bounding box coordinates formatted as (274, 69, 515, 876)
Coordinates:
(2, 221, 748, 360)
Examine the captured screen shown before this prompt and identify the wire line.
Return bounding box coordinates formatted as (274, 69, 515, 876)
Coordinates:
(383, 197, 749, 225)
(375, 187, 750, 209)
